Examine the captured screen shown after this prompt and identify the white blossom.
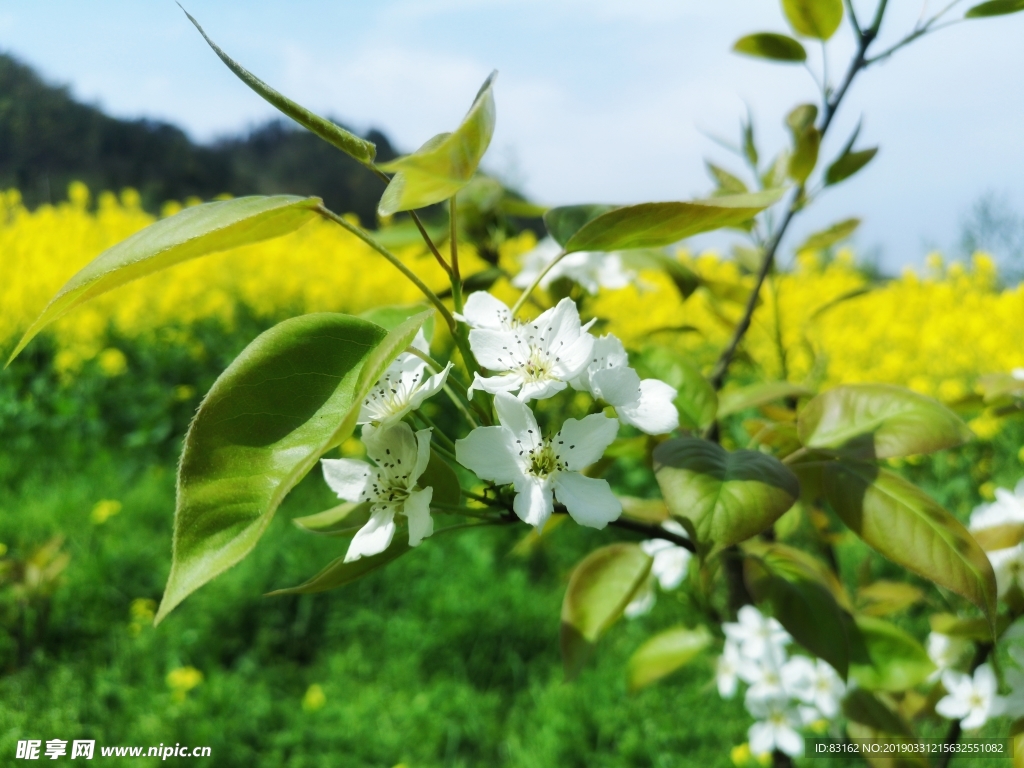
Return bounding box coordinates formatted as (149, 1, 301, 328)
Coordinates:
(724, 605, 791, 664)
(512, 236, 635, 295)
(358, 331, 452, 426)
(987, 545, 1024, 598)
(743, 656, 788, 706)
(747, 697, 805, 758)
(455, 392, 621, 531)
(467, 297, 596, 402)
(456, 291, 518, 331)
(969, 480, 1024, 530)
(1003, 666, 1024, 719)
(321, 422, 434, 562)
(624, 520, 692, 617)
(572, 334, 679, 435)
(936, 664, 1006, 730)
(927, 632, 970, 681)
(716, 641, 748, 699)
(781, 656, 845, 719)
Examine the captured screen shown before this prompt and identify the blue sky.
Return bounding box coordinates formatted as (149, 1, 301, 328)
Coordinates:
(1, 0, 1022, 270)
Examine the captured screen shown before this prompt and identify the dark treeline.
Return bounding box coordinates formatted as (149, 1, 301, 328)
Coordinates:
(0, 52, 397, 224)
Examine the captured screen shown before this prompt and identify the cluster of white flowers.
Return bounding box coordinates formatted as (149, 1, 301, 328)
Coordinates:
(716, 606, 845, 760)
(511, 237, 636, 295)
(969, 480, 1024, 598)
(321, 289, 681, 562)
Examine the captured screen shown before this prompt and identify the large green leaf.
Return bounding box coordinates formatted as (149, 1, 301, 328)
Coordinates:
(842, 688, 915, 737)
(798, 384, 974, 459)
(182, 10, 375, 164)
(733, 33, 807, 62)
(561, 190, 783, 253)
(627, 626, 711, 691)
(848, 615, 935, 692)
(824, 461, 997, 626)
(544, 204, 617, 247)
(7, 195, 321, 364)
(653, 438, 799, 556)
(782, 0, 844, 39)
(378, 72, 497, 216)
(637, 346, 717, 431)
(966, 0, 1024, 17)
(744, 551, 850, 678)
(706, 163, 750, 195)
(717, 381, 812, 418)
(155, 311, 430, 623)
(560, 544, 652, 680)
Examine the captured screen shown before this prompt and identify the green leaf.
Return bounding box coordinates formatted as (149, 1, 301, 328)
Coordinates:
(825, 147, 878, 186)
(267, 534, 412, 596)
(798, 384, 974, 459)
(293, 502, 372, 536)
(627, 626, 712, 691)
(562, 191, 783, 253)
(856, 581, 925, 617)
(966, 0, 1024, 17)
(706, 162, 750, 195)
(359, 303, 435, 343)
(847, 615, 935, 692)
(155, 311, 430, 623)
(842, 688, 915, 737)
(378, 72, 497, 216)
(637, 346, 717, 431)
(718, 381, 812, 418)
(742, 117, 759, 169)
(744, 552, 850, 678)
(782, 0, 844, 39)
(181, 8, 375, 164)
(544, 204, 618, 247)
(823, 461, 997, 627)
(653, 438, 799, 556)
(560, 544, 652, 680)
(784, 104, 820, 184)
(733, 32, 808, 62)
(808, 287, 872, 320)
(420, 450, 462, 507)
(798, 218, 861, 251)
(7, 195, 322, 364)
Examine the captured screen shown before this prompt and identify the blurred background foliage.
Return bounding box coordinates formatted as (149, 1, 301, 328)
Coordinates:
(1, 51, 1023, 766)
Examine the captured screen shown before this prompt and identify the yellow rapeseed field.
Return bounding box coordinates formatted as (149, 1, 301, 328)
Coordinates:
(3, 183, 1023, 423)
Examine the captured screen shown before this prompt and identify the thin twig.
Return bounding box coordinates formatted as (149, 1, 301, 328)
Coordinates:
(511, 249, 567, 315)
(608, 517, 696, 553)
(317, 205, 457, 331)
(449, 197, 463, 312)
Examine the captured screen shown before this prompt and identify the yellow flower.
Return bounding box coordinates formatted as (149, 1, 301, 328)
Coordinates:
(302, 684, 326, 712)
(167, 666, 203, 701)
(731, 743, 752, 766)
(91, 499, 122, 525)
(979, 482, 996, 501)
(97, 348, 128, 376)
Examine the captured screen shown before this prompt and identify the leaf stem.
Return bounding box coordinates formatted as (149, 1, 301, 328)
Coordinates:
(511, 248, 567, 315)
(449, 197, 463, 313)
(369, 165, 452, 276)
(317, 205, 458, 331)
(413, 410, 459, 454)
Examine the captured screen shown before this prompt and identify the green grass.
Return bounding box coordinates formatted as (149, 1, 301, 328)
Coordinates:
(0, 451, 752, 767)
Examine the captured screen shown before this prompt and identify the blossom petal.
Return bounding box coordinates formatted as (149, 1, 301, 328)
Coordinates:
(775, 725, 804, 757)
(493, 391, 543, 452)
(459, 291, 515, 330)
(513, 475, 553, 529)
(617, 379, 680, 435)
(590, 365, 642, 407)
(554, 472, 622, 529)
(624, 577, 656, 618)
(412, 428, 432, 481)
(344, 506, 397, 562)
(404, 487, 434, 547)
(321, 458, 370, 502)
(365, 422, 420, 486)
(468, 371, 524, 398)
(407, 361, 453, 411)
(517, 377, 568, 402)
(650, 547, 690, 590)
(747, 722, 776, 757)
(455, 426, 524, 485)
(549, 330, 595, 381)
(553, 413, 620, 471)
(468, 328, 522, 371)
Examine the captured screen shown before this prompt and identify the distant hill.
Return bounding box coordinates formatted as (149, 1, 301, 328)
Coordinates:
(0, 52, 397, 223)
